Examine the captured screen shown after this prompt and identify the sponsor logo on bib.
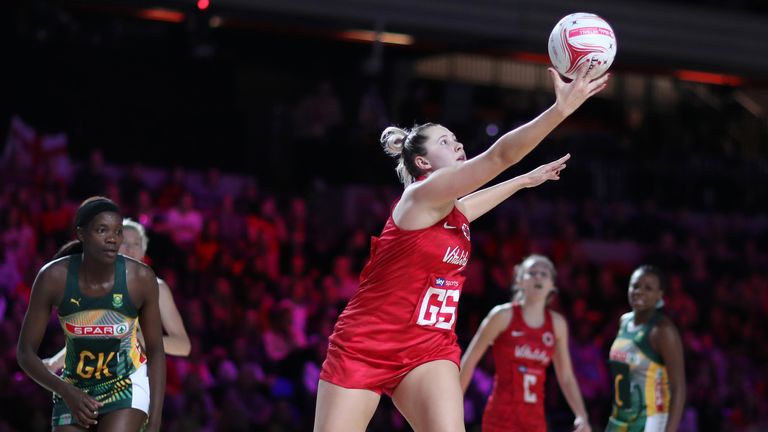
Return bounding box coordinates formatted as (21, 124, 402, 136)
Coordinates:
(66, 323, 129, 336)
(514, 344, 550, 363)
(442, 246, 469, 267)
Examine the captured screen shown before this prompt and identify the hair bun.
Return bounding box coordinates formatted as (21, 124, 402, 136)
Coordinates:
(381, 127, 407, 157)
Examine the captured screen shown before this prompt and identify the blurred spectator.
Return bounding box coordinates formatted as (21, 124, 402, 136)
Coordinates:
(37, 191, 73, 246)
(327, 255, 358, 302)
(0, 243, 22, 298)
(119, 163, 148, 211)
(2, 206, 36, 277)
(218, 194, 245, 245)
(135, 189, 159, 229)
(163, 192, 204, 250)
(191, 167, 225, 212)
(194, 218, 222, 271)
(157, 167, 188, 210)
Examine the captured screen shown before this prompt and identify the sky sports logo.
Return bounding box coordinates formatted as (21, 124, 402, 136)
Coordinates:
(435, 277, 459, 287)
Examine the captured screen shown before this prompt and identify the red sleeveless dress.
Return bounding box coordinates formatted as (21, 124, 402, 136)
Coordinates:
(483, 303, 556, 432)
(320, 204, 471, 395)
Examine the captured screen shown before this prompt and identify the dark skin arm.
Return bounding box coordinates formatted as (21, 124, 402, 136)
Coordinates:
(17, 259, 103, 428)
(129, 261, 166, 432)
(650, 317, 686, 432)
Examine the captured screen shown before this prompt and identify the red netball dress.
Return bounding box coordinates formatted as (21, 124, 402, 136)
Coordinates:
(320, 204, 471, 395)
(483, 303, 556, 432)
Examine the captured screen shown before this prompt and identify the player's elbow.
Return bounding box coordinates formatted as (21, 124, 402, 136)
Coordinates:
(16, 344, 36, 372)
(171, 337, 191, 357)
(145, 339, 166, 360)
(671, 379, 686, 402)
(180, 341, 191, 357)
(487, 146, 519, 168)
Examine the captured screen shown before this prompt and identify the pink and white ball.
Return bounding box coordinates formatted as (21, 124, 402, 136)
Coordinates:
(548, 13, 617, 79)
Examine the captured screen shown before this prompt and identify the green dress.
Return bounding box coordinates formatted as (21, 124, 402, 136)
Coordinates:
(52, 254, 148, 426)
(606, 310, 670, 432)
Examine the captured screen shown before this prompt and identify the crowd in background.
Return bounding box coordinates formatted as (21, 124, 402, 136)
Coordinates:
(1, 75, 767, 431)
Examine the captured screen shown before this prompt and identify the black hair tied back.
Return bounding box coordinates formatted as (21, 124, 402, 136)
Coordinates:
(74, 198, 121, 228)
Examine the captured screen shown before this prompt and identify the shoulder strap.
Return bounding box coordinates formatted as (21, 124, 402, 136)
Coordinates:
(545, 308, 555, 330)
(634, 310, 664, 364)
(646, 308, 662, 329)
(510, 303, 521, 326)
(115, 254, 127, 293)
(618, 312, 632, 335)
(65, 254, 81, 297)
(57, 255, 82, 314)
(114, 255, 138, 316)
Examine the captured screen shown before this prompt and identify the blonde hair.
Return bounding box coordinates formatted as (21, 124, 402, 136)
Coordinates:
(512, 254, 558, 303)
(380, 123, 436, 186)
(122, 218, 149, 253)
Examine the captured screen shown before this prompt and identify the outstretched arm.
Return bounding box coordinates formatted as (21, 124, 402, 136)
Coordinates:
(459, 304, 511, 392)
(407, 64, 608, 212)
(458, 154, 570, 222)
(551, 312, 591, 432)
(157, 279, 191, 357)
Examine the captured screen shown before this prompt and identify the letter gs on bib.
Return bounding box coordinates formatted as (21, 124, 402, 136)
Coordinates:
(416, 287, 460, 330)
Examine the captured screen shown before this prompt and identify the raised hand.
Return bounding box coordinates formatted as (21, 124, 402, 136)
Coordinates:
(523, 153, 570, 188)
(550, 59, 610, 118)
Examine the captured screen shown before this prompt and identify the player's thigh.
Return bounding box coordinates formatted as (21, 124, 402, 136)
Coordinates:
(314, 379, 381, 432)
(96, 408, 147, 432)
(391, 360, 465, 432)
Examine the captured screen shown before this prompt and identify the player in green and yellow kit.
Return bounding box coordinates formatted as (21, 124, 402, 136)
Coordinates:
(606, 265, 685, 432)
(43, 217, 191, 371)
(17, 197, 166, 431)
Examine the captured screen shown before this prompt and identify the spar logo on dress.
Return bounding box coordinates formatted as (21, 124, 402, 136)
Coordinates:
(610, 349, 640, 366)
(66, 323, 129, 336)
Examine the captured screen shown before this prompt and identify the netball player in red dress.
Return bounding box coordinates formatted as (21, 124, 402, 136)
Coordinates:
(315, 63, 609, 432)
(460, 255, 591, 432)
